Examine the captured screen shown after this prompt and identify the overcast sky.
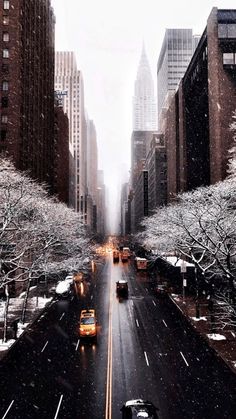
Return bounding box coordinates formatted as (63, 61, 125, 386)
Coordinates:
(51, 0, 235, 232)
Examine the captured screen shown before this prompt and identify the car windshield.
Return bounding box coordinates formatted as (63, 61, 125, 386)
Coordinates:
(80, 317, 95, 325)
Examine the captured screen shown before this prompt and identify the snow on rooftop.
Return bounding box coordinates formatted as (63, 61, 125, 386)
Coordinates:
(164, 256, 194, 267)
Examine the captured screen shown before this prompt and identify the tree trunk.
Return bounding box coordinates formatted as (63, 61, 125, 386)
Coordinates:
(3, 285, 9, 342)
(21, 274, 31, 324)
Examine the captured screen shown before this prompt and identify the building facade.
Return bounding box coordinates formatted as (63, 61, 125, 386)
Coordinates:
(0, 0, 55, 190)
(87, 119, 98, 232)
(157, 28, 200, 124)
(54, 95, 69, 204)
(145, 133, 167, 212)
(55, 51, 87, 213)
(164, 8, 236, 201)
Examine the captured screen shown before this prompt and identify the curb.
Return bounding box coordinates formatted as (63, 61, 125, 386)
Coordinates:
(169, 294, 236, 375)
(0, 298, 54, 361)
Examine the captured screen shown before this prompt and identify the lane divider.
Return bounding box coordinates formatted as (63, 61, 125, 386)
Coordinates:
(105, 278, 113, 419)
(2, 400, 14, 419)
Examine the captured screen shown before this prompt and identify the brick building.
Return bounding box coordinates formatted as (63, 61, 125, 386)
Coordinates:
(164, 8, 236, 201)
(0, 0, 55, 191)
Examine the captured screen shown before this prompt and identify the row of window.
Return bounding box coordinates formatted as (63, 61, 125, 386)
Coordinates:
(2, 1, 10, 125)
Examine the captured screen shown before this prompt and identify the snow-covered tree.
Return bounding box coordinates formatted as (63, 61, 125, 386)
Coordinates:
(0, 158, 93, 331)
(140, 180, 236, 297)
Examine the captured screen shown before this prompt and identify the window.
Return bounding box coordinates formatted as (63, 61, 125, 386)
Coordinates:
(3, 32, 9, 42)
(1, 97, 8, 107)
(223, 53, 235, 65)
(2, 81, 9, 91)
(1, 130, 7, 141)
(3, 1, 10, 9)
(3, 16, 9, 25)
(3, 49, 9, 58)
(1, 115, 8, 123)
(2, 64, 9, 73)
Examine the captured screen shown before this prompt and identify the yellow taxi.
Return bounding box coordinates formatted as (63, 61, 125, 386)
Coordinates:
(79, 309, 97, 339)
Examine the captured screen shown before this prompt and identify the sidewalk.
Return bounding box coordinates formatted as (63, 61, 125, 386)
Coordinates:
(170, 294, 236, 373)
(0, 296, 52, 360)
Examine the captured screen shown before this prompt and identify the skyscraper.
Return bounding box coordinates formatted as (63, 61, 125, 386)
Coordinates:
(0, 0, 55, 190)
(157, 29, 200, 122)
(133, 44, 157, 131)
(55, 51, 86, 212)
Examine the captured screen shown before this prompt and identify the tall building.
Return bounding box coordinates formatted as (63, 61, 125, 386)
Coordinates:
(55, 52, 87, 213)
(157, 29, 200, 123)
(131, 130, 157, 188)
(87, 119, 98, 231)
(54, 94, 69, 204)
(97, 170, 106, 237)
(133, 44, 157, 131)
(0, 0, 55, 190)
(163, 8, 236, 201)
(145, 133, 167, 211)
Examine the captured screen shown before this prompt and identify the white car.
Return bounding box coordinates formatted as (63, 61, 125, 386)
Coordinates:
(55, 280, 71, 298)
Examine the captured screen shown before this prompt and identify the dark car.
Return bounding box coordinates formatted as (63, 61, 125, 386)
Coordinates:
(121, 399, 158, 418)
(156, 284, 168, 297)
(116, 280, 128, 298)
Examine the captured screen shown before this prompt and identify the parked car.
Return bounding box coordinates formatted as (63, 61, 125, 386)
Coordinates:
(156, 284, 168, 297)
(120, 399, 158, 418)
(55, 280, 72, 298)
(116, 280, 128, 298)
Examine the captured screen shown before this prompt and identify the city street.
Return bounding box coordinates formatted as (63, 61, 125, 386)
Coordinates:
(0, 255, 236, 419)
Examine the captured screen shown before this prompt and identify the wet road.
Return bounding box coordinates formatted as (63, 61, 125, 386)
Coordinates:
(0, 255, 236, 419)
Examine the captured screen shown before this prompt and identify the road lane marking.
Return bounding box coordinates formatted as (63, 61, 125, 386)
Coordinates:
(144, 351, 149, 366)
(75, 339, 80, 351)
(105, 277, 113, 419)
(2, 400, 14, 419)
(152, 300, 156, 307)
(59, 313, 65, 321)
(91, 295, 93, 300)
(162, 319, 168, 328)
(41, 341, 48, 353)
(180, 351, 189, 366)
(54, 394, 63, 419)
(136, 319, 140, 327)
(231, 332, 235, 338)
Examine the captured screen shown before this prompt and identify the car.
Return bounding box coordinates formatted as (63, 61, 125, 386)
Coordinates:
(116, 280, 128, 298)
(120, 399, 158, 418)
(78, 309, 97, 339)
(156, 284, 167, 297)
(55, 280, 72, 298)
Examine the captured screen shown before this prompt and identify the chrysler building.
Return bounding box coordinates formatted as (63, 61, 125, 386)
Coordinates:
(133, 44, 157, 131)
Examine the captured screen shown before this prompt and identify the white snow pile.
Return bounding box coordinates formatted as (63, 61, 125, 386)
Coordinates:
(207, 333, 226, 341)
(0, 339, 15, 350)
(191, 316, 207, 321)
